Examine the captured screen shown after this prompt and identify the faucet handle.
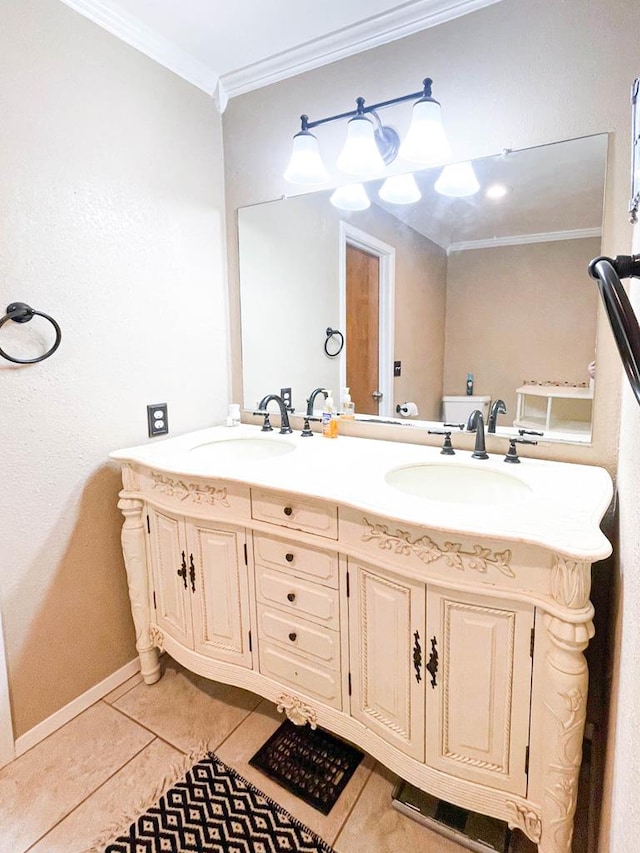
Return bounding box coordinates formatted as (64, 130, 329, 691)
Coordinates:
(518, 428, 544, 437)
(428, 429, 455, 455)
(504, 437, 538, 463)
(443, 422, 465, 430)
(252, 410, 273, 431)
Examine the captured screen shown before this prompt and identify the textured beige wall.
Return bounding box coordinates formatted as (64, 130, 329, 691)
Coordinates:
(0, 0, 228, 737)
(223, 0, 640, 470)
(444, 238, 600, 419)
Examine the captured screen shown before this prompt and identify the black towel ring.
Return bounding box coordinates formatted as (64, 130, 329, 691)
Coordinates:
(324, 327, 344, 358)
(0, 302, 62, 364)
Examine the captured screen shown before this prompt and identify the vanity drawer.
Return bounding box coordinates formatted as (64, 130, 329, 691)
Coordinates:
(251, 489, 338, 539)
(257, 603, 340, 669)
(253, 533, 338, 588)
(258, 641, 342, 709)
(255, 566, 339, 629)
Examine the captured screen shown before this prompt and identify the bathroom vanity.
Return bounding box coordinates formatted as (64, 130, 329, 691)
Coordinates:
(110, 425, 612, 853)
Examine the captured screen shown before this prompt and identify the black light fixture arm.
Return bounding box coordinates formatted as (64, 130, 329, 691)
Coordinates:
(297, 78, 436, 132)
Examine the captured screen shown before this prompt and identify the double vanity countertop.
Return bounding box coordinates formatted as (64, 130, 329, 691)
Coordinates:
(110, 424, 614, 561)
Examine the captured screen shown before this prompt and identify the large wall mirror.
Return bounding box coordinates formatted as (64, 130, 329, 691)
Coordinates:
(238, 133, 607, 442)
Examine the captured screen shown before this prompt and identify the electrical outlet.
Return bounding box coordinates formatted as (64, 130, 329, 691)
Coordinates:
(147, 403, 169, 437)
(394, 361, 402, 377)
(280, 387, 293, 410)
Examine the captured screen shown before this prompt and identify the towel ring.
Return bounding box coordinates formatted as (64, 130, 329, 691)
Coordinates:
(324, 327, 344, 358)
(0, 302, 62, 364)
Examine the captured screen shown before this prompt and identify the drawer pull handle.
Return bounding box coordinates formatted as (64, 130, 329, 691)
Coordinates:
(283, 506, 293, 516)
(285, 552, 294, 562)
(288, 632, 297, 642)
(287, 592, 296, 602)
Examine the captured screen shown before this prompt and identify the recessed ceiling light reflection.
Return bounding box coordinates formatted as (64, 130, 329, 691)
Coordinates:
(329, 183, 370, 211)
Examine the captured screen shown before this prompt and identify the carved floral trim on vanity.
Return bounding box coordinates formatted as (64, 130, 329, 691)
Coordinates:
(276, 694, 318, 729)
(149, 624, 165, 652)
(506, 801, 543, 844)
(151, 473, 231, 506)
(362, 519, 515, 578)
(551, 555, 590, 609)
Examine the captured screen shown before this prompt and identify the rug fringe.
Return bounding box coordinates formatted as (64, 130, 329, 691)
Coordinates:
(84, 740, 211, 853)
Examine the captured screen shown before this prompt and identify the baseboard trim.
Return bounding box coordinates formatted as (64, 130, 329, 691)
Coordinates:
(14, 658, 141, 758)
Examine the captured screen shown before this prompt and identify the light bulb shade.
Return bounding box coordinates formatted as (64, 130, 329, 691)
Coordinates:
(434, 161, 480, 197)
(398, 98, 451, 166)
(283, 130, 329, 185)
(336, 116, 386, 177)
(329, 183, 370, 211)
(378, 173, 421, 205)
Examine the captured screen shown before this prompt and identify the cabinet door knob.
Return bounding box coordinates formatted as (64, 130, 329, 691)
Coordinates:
(287, 592, 296, 602)
(283, 506, 293, 516)
(288, 632, 297, 642)
(285, 552, 294, 562)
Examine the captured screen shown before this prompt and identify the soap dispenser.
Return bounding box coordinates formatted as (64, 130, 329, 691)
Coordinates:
(322, 391, 339, 438)
(341, 387, 355, 419)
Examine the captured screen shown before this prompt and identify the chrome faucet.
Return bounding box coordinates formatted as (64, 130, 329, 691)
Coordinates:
(306, 387, 328, 417)
(256, 394, 293, 434)
(487, 399, 507, 433)
(467, 409, 489, 459)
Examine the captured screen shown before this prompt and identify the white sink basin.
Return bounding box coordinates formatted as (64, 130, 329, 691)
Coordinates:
(385, 463, 533, 505)
(189, 437, 296, 461)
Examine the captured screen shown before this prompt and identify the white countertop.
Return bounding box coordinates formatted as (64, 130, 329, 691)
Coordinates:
(110, 424, 613, 561)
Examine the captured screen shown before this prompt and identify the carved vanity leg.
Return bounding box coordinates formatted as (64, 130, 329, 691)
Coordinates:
(538, 612, 593, 853)
(118, 497, 161, 684)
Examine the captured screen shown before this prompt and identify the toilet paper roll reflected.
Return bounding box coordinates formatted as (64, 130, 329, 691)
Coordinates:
(396, 402, 419, 417)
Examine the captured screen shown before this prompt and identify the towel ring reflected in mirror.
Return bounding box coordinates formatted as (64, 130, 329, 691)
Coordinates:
(324, 327, 344, 358)
(0, 302, 62, 364)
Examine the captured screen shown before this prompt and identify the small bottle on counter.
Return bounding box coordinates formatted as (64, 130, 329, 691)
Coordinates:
(466, 373, 474, 395)
(341, 387, 355, 420)
(226, 403, 241, 427)
(322, 391, 339, 438)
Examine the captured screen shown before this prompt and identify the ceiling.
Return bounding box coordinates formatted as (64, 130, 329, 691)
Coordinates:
(59, 0, 504, 99)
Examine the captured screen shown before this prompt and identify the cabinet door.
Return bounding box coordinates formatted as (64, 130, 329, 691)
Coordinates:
(348, 560, 425, 761)
(425, 587, 533, 795)
(187, 520, 252, 667)
(148, 507, 193, 648)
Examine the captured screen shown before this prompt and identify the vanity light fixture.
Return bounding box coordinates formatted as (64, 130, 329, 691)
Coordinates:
(378, 173, 422, 204)
(330, 183, 371, 211)
(486, 183, 511, 200)
(284, 78, 450, 185)
(434, 161, 480, 197)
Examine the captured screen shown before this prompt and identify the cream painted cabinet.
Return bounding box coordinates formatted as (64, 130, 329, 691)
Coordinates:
(348, 559, 426, 760)
(425, 587, 534, 795)
(147, 506, 252, 668)
(348, 560, 534, 791)
(113, 431, 613, 853)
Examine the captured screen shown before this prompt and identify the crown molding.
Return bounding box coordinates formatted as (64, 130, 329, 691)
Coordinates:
(58, 0, 219, 94)
(60, 0, 503, 100)
(219, 0, 505, 97)
(447, 227, 603, 254)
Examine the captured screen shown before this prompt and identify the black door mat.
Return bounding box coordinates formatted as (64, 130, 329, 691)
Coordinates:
(249, 719, 364, 815)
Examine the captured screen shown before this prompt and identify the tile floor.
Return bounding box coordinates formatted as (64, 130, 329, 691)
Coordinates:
(0, 657, 539, 853)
